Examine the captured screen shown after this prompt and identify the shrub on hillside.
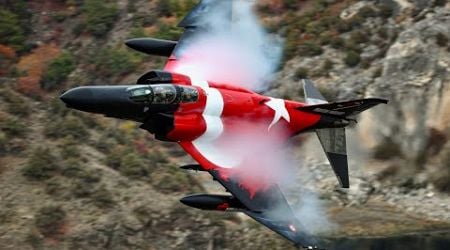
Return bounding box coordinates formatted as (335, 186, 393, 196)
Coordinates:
(358, 6, 377, 18)
(322, 59, 334, 71)
(154, 22, 183, 41)
(71, 168, 101, 198)
(41, 52, 76, 90)
(318, 34, 332, 46)
(82, 0, 119, 37)
(60, 136, 81, 159)
(77, 168, 101, 184)
(47, 97, 69, 118)
(147, 149, 169, 165)
(432, 165, 450, 193)
(377, 4, 394, 18)
(436, 33, 448, 48)
(434, 0, 447, 6)
(45, 115, 89, 140)
(336, 15, 364, 33)
(90, 47, 141, 78)
(0, 9, 26, 51)
(305, 21, 327, 36)
(91, 186, 115, 208)
(344, 51, 361, 67)
(0, 132, 6, 155)
(153, 167, 190, 193)
(298, 41, 323, 57)
(94, 135, 116, 154)
(283, 30, 300, 62)
(120, 152, 148, 178)
(1, 117, 28, 138)
(60, 158, 83, 178)
(34, 205, 66, 237)
(22, 147, 59, 180)
(294, 67, 309, 80)
(105, 145, 126, 169)
(350, 30, 369, 44)
(0, 89, 30, 117)
(335, 19, 352, 33)
(283, 0, 298, 9)
(44, 177, 71, 198)
(330, 36, 345, 49)
(372, 138, 403, 160)
(316, 85, 337, 101)
(156, 0, 172, 17)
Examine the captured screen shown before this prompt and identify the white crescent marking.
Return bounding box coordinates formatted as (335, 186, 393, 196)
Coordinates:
(191, 79, 240, 168)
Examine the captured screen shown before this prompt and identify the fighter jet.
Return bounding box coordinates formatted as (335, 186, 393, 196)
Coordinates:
(60, 0, 387, 248)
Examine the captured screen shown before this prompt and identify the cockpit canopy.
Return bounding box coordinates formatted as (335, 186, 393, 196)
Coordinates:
(127, 84, 199, 105)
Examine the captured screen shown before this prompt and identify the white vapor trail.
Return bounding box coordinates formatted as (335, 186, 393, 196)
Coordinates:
(173, 0, 282, 91)
(174, 0, 334, 237)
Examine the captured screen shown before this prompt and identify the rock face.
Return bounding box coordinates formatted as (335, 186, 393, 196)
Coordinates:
(360, 8, 450, 176)
(273, 1, 450, 191)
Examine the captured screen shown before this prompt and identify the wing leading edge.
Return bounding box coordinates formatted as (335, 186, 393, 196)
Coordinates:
(170, 0, 232, 59)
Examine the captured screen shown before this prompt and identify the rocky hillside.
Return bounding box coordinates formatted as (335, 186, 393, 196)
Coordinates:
(0, 0, 449, 249)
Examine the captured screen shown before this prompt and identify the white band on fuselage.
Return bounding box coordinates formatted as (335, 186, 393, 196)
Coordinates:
(191, 79, 239, 168)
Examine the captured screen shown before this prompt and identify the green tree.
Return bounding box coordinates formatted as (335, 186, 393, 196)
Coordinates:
(157, 0, 172, 17)
(294, 67, 309, 80)
(377, 4, 394, 18)
(154, 22, 183, 41)
(120, 152, 147, 178)
(34, 205, 66, 237)
(45, 115, 89, 140)
(0, 9, 25, 50)
(41, 52, 76, 90)
(1, 117, 28, 138)
(22, 147, 59, 180)
(298, 41, 323, 57)
(344, 51, 361, 67)
(83, 0, 119, 37)
(90, 47, 141, 77)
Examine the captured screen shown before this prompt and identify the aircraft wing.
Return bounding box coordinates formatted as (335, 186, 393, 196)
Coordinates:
(178, 141, 320, 248)
(164, 0, 232, 71)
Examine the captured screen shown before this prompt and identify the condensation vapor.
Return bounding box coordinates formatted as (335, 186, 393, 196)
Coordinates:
(174, 0, 334, 237)
(172, 0, 282, 91)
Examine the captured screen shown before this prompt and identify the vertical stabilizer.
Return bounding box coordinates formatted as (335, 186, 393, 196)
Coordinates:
(303, 79, 328, 104)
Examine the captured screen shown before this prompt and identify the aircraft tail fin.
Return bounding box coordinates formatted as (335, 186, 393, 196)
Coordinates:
(303, 79, 328, 104)
(300, 79, 387, 188)
(301, 78, 388, 118)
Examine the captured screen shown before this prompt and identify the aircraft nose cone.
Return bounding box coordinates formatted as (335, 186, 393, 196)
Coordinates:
(59, 85, 155, 122)
(60, 87, 94, 109)
(59, 86, 134, 115)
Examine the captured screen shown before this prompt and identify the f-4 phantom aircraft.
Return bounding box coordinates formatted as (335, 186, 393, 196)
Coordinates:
(60, 0, 387, 248)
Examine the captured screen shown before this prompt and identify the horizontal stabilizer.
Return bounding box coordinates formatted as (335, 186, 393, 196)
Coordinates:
(316, 128, 349, 188)
(298, 98, 388, 118)
(125, 38, 177, 56)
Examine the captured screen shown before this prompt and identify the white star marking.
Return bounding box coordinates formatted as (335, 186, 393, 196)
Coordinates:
(265, 98, 290, 130)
